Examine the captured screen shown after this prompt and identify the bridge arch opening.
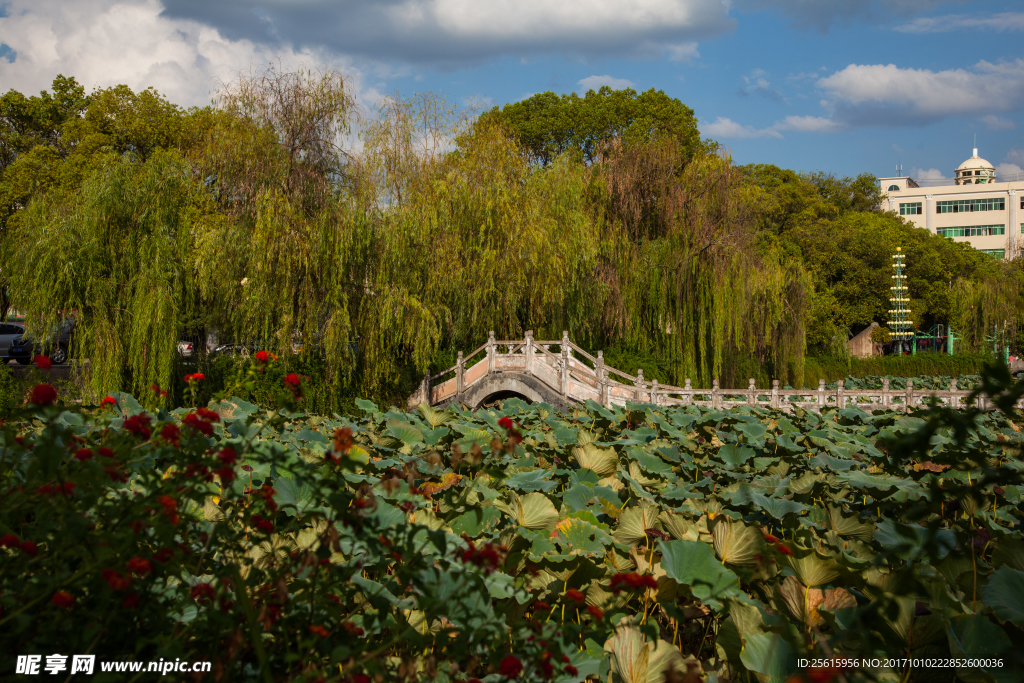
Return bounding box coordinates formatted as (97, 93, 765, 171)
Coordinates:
(478, 390, 533, 408)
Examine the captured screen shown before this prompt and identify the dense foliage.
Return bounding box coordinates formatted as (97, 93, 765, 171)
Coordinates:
(2, 68, 1022, 408)
(3, 365, 1024, 681)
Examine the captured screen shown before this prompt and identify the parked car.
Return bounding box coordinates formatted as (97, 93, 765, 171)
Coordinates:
(0, 322, 25, 363)
(178, 341, 195, 357)
(9, 320, 76, 365)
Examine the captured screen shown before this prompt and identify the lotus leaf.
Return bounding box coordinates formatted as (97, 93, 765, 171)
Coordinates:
(711, 517, 765, 566)
(614, 504, 662, 545)
(603, 624, 685, 683)
(739, 631, 796, 683)
(982, 566, 1024, 631)
(505, 468, 558, 493)
(573, 442, 618, 475)
(779, 547, 840, 587)
(554, 518, 612, 556)
(515, 492, 559, 530)
(659, 539, 741, 607)
(775, 575, 855, 628)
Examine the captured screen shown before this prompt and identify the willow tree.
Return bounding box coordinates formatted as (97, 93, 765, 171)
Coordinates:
(192, 62, 360, 388)
(9, 150, 202, 398)
(595, 139, 808, 386)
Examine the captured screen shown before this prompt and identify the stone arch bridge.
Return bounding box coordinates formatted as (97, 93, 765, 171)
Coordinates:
(407, 332, 1013, 413)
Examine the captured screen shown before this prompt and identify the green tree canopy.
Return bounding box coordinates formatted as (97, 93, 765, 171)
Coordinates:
(486, 86, 705, 166)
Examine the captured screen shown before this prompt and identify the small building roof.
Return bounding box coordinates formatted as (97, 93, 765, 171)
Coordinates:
(956, 148, 995, 172)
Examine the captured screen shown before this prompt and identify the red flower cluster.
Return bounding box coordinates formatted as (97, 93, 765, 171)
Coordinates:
(333, 426, 353, 455)
(74, 448, 93, 461)
(587, 605, 604, 620)
(257, 484, 278, 513)
(122, 593, 141, 609)
(51, 591, 74, 608)
(123, 413, 152, 439)
(184, 373, 205, 384)
(459, 539, 504, 573)
(160, 423, 180, 446)
(498, 416, 514, 430)
(610, 572, 658, 594)
(149, 384, 168, 398)
(19, 541, 38, 557)
(250, 514, 275, 534)
(340, 621, 364, 636)
(37, 481, 75, 496)
(253, 350, 278, 365)
(99, 447, 116, 459)
(534, 601, 551, 612)
(308, 624, 330, 638)
(157, 495, 179, 525)
(284, 373, 303, 399)
(34, 355, 52, 369)
(99, 396, 117, 408)
(153, 548, 174, 564)
(127, 557, 152, 576)
(183, 407, 219, 436)
(104, 464, 129, 483)
(102, 569, 130, 591)
(498, 656, 523, 678)
(0, 534, 19, 548)
(190, 583, 215, 601)
(28, 383, 58, 407)
(563, 588, 586, 604)
(217, 447, 238, 466)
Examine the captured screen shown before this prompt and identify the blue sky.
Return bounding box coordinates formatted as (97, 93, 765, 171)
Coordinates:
(2, 0, 1023, 179)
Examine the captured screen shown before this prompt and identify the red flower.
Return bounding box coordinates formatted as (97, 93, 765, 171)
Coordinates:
(498, 655, 523, 678)
(33, 355, 52, 370)
(182, 412, 214, 436)
(214, 467, 235, 483)
(51, 591, 74, 608)
(460, 540, 503, 573)
(28, 383, 58, 407)
(217, 447, 237, 466)
(190, 583, 215, 601)
(61, 482, 75, 495)
(564, 588, 586, 604)
(610, 572, 658, 593)
(123, 413, 152, 439)
(284, 373, 303, 399)
(498, 416, 514, 430)
(351, 676, 370, 683)
(775, 543, 793, 556)
(74, 448, 94, 461)
(19, 541, 38, 557)
(196, 407, 220, 422)
(99, 396, 117, 408)
(308, 624, 330, 637)
(160, 423, 180, 446)
(122, 593, 140, 609)
(0, 534, 19, 548)
(341, 621, 364, 636)
(564, 665, 578, 676)
(98, 447, 116, 458)
(333, 427, 353, 455)
(763, 533, 779, 544)
(153, 548, 174, 563)
(127, 557, 152, 576)
(184, 373, 206, 384)
(587, 605, 604, 620)
(156, 495, 179, 524)
(254, 350, 272, 364)
(534, 600, 551, 611)
(102, 569, 130, 591)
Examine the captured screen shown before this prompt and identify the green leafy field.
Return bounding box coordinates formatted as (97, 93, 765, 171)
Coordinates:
(2, 371, 1024, 682)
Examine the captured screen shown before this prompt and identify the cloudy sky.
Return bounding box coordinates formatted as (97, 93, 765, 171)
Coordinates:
(2, 0, 1023, 179)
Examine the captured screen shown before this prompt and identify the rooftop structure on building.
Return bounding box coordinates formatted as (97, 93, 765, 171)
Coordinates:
(878, 147, 1021, 260)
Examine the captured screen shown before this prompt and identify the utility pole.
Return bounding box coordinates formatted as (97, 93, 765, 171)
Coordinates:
(888, 248, 912, 354)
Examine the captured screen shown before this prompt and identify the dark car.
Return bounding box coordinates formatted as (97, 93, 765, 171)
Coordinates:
(9, 320, 76, 365)
(1, 322, 25, 363)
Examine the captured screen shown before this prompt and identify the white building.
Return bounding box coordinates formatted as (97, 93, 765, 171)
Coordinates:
(878, 148, 1021, 259)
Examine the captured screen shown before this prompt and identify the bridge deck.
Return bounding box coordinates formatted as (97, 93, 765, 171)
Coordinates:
(408, 331, 1021, 413)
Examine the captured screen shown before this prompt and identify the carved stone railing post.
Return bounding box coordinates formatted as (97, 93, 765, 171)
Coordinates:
(836, 379, 845, 409)
(683, 379, 691, 406)
(524, 330, 534, 375)
(712, 379, 720, 410)
(882, 378, 890, 409)
(560, 331, 569, 398)
(818, 379, 826, 410)
(950, 378, 958, 409)
(651, 379, 659, 406)
(635, 369, 645, 403)
(770, 380, 780, 410)
(596, 351, 606, 406)
(456, 351, 464, 395)
(487, 330, 496, 374)
(748, 379, 756, 406)
(905, 379, 913, 412)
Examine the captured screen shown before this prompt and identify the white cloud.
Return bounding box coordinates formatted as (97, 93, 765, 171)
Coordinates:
(161, 0, 736, 66)
(775, 115, 842, 132)
(912, 168, 948, 180)
(577, 75, 635, 93)
(737, 69, 784, 101)
(667, 42, 700, 62)
(0, 0, 378, 109)
(980, 114, 1016, 131)
(1006, 148, 1024, 166)
(734, 0, 954, 33)
(895, 12, 1024, 34)
(700, 116, 782, 139)
(996, 163, 1024, 182)
(816, 60, 1024, 126)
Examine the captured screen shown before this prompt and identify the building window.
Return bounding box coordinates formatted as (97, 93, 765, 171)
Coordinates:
(887, 184, 901, 192)
(1020, 197, 1023, 210)
(936, 225, 1005, 237)
(936, 198, 1005, 213)
(980, 249, 1005, 258)
(899, 202, 922, 215)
